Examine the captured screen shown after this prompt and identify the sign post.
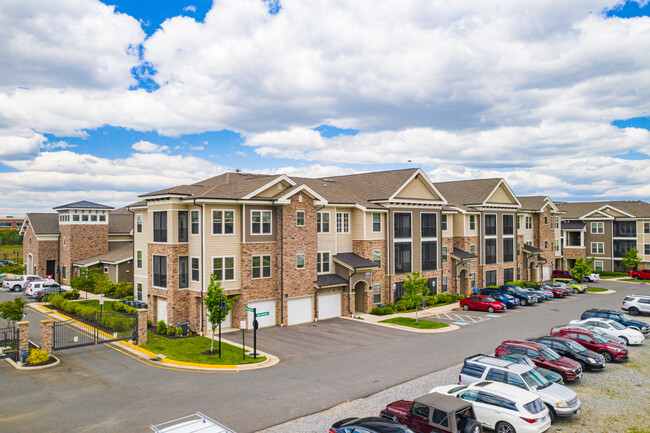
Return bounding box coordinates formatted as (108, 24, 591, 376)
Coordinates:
(99, 295, 104, 313)
(241, 321, 246, 361)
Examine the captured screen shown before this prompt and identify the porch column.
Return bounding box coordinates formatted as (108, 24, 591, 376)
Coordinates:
(17, 321, 29, 353)
(40, 320, 53, 355)
(136, 308, 148, 346)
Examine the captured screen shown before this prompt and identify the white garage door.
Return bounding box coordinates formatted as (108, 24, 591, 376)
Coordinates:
(157, 299, 167, 324)
(287, 296, 313, 326)
(207, 310, 232, 330)
(318, 293, 341, 320)
(542, 266, 551, 281)
(247, 300, 276, 329)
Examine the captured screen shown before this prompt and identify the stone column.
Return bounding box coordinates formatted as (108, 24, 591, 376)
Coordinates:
(137, 309, 148, 346)
(40, 320, 53, 355)
(17, 321, 29, 353)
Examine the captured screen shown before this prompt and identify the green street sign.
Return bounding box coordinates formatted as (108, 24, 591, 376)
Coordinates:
(256, 312, 270, 317)
(244, 307, 254, 312)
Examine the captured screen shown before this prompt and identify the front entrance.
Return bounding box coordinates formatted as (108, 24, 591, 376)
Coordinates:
(52, 311, 138, 351)
(529, 263, 538, 281)
(157, 299, 168, 324)
(46, 260, 56, 278)
(459, 269, 470, 295)
(354, 281, 367, 312)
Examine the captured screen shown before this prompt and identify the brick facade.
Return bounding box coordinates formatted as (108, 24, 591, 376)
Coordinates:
(353, 239, 386, 310)
(22, 225, 58, 278)
(147, 243, 189, 327)
(60, 224, 108, 284)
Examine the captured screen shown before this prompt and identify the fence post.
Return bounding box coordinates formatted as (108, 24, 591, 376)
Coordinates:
(17, 321, 29, 353)
(40, 320, 53, 355)
(136, 309, 148, 346)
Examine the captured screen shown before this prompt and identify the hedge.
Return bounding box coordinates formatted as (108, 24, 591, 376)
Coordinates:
(595, 271, 627, 277)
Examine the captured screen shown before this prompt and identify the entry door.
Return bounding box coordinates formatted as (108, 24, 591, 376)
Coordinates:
(542, 266, 551, 281)
(46, 260, 56, 278)
(157, 299, 168, 324)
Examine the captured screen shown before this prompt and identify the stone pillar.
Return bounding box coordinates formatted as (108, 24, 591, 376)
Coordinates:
(40, 320, 53, 355)
(17, 321, 29, 353)
(137, 309, 148, 346)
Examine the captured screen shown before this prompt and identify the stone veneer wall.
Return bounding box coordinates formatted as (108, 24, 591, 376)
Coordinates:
(535, 208, 556, 266)
(59, 224, 108, 284)
(22, 225, 58, 279)
(452, 235, 479, 294)
(147, 243, 189, 327)
(353, 239, 386, 311)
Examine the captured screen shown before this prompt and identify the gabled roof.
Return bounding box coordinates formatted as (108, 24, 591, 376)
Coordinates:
(73, 242, 133, 267)
(53, 200, 114, 210)
(22, 213, 59, 236)
(433, 178, 504, 206)
(556, 201, 650, 219)
(109, 214, 133, 234)
(450, 248, 477, 260)
(523, 244, 544, 254)
(518, 196, 559, 213)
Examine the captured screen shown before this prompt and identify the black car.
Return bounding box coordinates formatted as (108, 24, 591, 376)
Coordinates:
(529, 336, 606, 371)
(330, 417, 415, 433)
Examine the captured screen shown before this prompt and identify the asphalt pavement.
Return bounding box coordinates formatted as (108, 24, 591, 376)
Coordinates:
(0, 280, 647, 433)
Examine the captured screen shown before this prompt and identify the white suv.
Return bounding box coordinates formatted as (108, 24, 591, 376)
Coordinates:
(431, 381, 551, 433)
(460, 355, 580, 421)
(622, 294, 650, 316)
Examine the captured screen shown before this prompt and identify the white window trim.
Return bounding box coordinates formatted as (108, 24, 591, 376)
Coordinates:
(190, 210, 200, 236)
(485, 269, 498, 286)
(212, 255, 236, 281)
(296, 253, 305, 269)
(250, 209, 273, 235)
(62, 265, 67, 280)
(336, 212, 350, 234)
(296, 210, 305, 227)
(372, 284, 382, 304)
(251, 254, 272, 279)
(594, 260, 604, 271)
(525, 216, 533, 230)
(502, 214, 515, 237)
(469, 214, 476, 231)
(441, 245, 448, 264)
(317, 251, 331, 274)
(211, 209, 236, 236)
(441, 214, 448, 231)
(317, 211, 331, 234)
(190, 256, 200, 282)
(372, 213, 382, 233)
(591, 242, 604, 254)
(591, 222, 604, 234)
(136, 249, 143, 269)
(63, 237, 66, 247)
(470, 244, 476, 254)
(136, 214, 143, 233)
(152, 255, 168, 289)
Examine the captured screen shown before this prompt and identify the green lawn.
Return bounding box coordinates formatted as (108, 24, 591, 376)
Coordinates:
(599, 275, 622, 279)
(379, 317, 449, 329)
(142, 332, 266, 365)
(66, 299, 119, 311)
(0, 245, 22, 250)
(587, 287, 609, 292)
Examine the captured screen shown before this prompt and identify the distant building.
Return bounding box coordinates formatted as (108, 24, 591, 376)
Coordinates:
(0, 216, 23, 230)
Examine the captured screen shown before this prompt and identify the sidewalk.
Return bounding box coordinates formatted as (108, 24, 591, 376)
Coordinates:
(344, 302, 461, 333)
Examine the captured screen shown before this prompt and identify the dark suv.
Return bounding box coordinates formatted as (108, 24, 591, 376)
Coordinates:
(482, 285, 537, 306)
(495, 340, 582, 382)
(550, 327, 628, 362)
(581, 309, 649, 334)
(529, 336, 605, 371)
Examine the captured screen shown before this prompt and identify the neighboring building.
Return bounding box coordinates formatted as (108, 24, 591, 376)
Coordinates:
(556, 201, 650, 272)
(0, 216, 23, 230)
(20, 201, 133, 283)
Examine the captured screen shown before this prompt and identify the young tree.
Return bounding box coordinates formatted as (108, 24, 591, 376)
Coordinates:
(570, 257, 594, 281)
(0, 297, 28, 326)
(622, 249, 642, 270)
(70, 267, 100, 292)
(402, 270, 429, 298)
(205, 274, 238, 353)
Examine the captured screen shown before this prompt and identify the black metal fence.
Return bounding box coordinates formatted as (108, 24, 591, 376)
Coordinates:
(0, 326, 18, 361)
(52, 311, 137, 351)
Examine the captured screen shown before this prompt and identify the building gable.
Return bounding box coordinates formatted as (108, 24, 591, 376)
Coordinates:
(254, 179, 294, 198)
(394, 173, 443, 201)
(484, 181, 520, 206)
(600, 205, 635, 218)
(581, 209, 613, 220)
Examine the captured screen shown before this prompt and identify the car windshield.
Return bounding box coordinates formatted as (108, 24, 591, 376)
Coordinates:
(502, 294, 515, 300)
(518, 357, 535, 368)
(540, 347, 561, 361)
(485, 297, 496, 302)
(609, 321, 626, 330)
(593, 334, 609, 344)
(522, 369, 550, 389)
(564, 339, 587, 352)
(568, 280, 578, 284)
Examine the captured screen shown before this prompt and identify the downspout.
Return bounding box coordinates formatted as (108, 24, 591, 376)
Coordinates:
(279, 205, 284, 326)
(194, 199, 205, 336)
(348, 269, 358, 315)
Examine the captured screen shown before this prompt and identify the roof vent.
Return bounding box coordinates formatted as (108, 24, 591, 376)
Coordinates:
(323, 178, 334, 182)
(235, 169, 241, 173)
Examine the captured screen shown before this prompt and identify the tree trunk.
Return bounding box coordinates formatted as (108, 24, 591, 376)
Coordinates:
(211, 327, 215, 352)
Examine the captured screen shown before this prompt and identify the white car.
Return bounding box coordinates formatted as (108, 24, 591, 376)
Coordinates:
(25, 279, 56, 296)
(570, 318, 645, 346)
(431, 381, 551, 433)
(584, 273, 600, 282)
(2, 275, 43, 291)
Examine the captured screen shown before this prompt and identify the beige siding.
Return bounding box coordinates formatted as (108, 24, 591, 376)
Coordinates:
(352, 209, 365, 240)
(452, 213, 465, 236)
(395, 174, 440, 200)
(187, 205, 202, 291)
(133, 210, 149, 280)
(487, 184, 516, 204)
(254, 180, 290, 198)
(365, 211, 385, 240)
(442, 213, 454, 238)
(639, 220, 650, 261)
(109, 234, 132, 242)
(336, 208, 354, 253)
(204, 204, 241, 290)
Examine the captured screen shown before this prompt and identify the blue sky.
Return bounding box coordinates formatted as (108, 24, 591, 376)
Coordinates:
(2, 0, 650, 214)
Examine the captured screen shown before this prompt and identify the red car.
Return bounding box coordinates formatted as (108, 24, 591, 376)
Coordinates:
(533, 284, 566, 298)
(495, 340, 583, 382)
(459, 295, 506, 313)
(550, 328, 628, 362)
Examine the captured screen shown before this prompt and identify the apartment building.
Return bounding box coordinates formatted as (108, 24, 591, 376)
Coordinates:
(556, 201, 650, 272)
(0, 216, 23, 230)
(131, 169, 561, 332)
(20, 201, 133, 283)
(517, 196, 562, 279)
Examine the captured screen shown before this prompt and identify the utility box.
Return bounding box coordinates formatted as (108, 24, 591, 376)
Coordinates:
(177, 322, 190, 337)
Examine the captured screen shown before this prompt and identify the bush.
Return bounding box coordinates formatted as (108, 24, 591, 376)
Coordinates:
(385, 302, 394, 310)
(124, 295, 134, 301)
(382, 306, 394, 315)
(0, 264, 26, 275)
(113, 301, 124, 312)
(111, 282, 133, 299)
(434, 293, 451, 305)
(166, 325, 175, 336)
(371, 307, 384, 315)
(175, 327, 183, 337)
(395, 300, 407, 312)
(147, 319, 152, 328)
(26, 348, 49, 365)
(596, 271, 627, 277)
(63, 289, 80, 300)
(157, 320, 167, 334)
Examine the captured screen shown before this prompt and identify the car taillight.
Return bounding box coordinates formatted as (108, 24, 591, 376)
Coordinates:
(329, 429, 336, 433)
(520, 417, 539, 423)
(459, 374, 461, 383)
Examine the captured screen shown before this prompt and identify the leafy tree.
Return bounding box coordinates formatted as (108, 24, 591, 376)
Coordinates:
(0, 297, 28, 326)
(570, 257, 594, 281)
(0, 229, 22, 246)
(70, 267, 100, 292)
(622, 249, 642, 270)
(403, 271, 429, 298)
(0, 263, 25, 275)
(205, 274, 238, 353)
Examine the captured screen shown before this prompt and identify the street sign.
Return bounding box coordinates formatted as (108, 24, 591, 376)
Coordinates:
(99, 296, 104, 305)
(244, 307, 254, 312)
(256, 312, 270, 317)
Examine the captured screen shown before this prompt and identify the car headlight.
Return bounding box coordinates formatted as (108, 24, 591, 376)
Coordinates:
(559, 366, 571, 371)
(556, 401, 570, 408)
(612, 347, 622, 352)
(587, 357, 597, 364)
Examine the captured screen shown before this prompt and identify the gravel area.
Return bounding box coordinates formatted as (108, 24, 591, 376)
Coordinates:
(261, 343, 650, 433)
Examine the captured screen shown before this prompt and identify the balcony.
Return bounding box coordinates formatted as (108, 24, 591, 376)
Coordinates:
(613, 221, 636, 238)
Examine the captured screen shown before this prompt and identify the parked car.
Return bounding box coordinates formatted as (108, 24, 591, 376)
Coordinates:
(32, 282, 66, 302)
(550, 327, 628, 362)
(528, 336, 606, 371)
(494, 340, 582, 383)
(581, 309, 649, 334)
(584, 273, 600, 282)
(2, 275, 43, 292)
(330, 417, 415, 433)
(0, 260, 17, 267)
(381, 392, 483, 433)
(560, 324, 627, 346)
(628, 269, 650, 280)
(569, 318, 645, 346)
(431, 382, 551, 433)
(532, 285, 566, 298)
(622, 294, 650, 316)
(479, 290, 520, 308)
(482, 286, 537, 306)
(545, 282, 573, 296)
(496, 353, 565, 385)
(521, 286, 553, 301)
(149, 411, 237, 433)
(25, 279, 51, 296)
(459, 355, 580, 421)
(460, 295, 506, 313)
(552, 279, 587, 294)
(551, 270, 572, 280)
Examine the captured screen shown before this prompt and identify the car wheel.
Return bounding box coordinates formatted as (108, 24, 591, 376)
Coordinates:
(464, 420, 483, 433)
(633, 275, 640, 280)
(621, 337, 629, 346)
(488, 306, 495, 313)
(577, 360, 587, 371)
(462, 304, 470, 311)
(495, 422, 515, 433)
(601, 351, 614, 362)
(629, 307, 640, 316)
(12, 285, 20, 292)
(546, 405, 558, 422)
(573, 288, 578, 294)
(520, 299, 527, 306)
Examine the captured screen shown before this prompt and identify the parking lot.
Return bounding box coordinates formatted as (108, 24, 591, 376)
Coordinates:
(1, 279, 648, 433)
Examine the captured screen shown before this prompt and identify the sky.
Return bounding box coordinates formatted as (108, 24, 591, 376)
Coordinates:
(1, 0, 650, 215)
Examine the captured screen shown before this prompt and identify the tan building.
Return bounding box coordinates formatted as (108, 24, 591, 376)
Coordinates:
(20, 201, 133, 284)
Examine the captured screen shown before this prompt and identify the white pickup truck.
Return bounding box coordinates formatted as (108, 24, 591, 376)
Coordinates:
(2, 275, 44, 292)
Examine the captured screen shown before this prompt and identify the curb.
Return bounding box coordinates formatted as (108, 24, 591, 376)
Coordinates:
(340, 316, 460, 334)
(589, 289, 617, 295)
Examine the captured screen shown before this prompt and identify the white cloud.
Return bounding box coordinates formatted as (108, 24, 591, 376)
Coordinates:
(131, 140, 169, 153)
(183, 5, 197, 12)
(190, 145, 204, 151)
(41, 140, 76, 150)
